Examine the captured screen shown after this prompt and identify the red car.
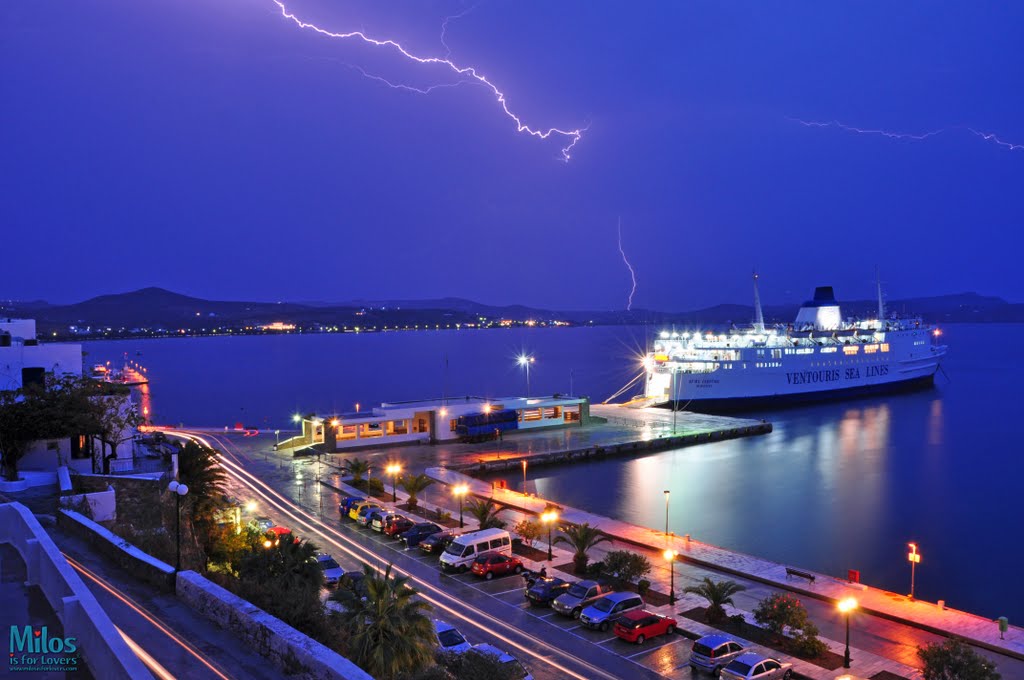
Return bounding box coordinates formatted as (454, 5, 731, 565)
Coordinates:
(470, 552, 524, 580)
(613, 610, 678, 645)
(384, 516, 415, 537)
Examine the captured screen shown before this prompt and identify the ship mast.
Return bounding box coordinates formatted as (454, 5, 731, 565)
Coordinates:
(752, 269, 766, 333)
(875, 266, 886, 328)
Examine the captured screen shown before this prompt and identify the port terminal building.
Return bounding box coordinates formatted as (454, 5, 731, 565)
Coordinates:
(285, 395, 590, 453)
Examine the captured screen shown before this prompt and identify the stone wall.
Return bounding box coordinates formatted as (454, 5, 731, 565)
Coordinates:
(176, 571, 372, 680)
(57, 509, 176, 592)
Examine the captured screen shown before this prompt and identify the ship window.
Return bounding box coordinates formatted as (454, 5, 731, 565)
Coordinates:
(880, 343, 890, 352)
(843, 346, 859, 355)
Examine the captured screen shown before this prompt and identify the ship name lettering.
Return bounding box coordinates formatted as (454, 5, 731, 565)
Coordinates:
(865, 365, 889, 377)
(786, 369, 840, 385)
(845, 368, 860, 380)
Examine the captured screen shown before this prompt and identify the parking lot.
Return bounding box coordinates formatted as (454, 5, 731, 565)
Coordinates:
(332, 511, 698, 679)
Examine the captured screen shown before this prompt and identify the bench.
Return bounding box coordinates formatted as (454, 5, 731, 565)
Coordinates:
(785, 567, 816, 583)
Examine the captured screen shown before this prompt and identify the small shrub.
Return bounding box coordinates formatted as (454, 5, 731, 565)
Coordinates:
(730, 613, 746, 625)
(512, 519, 543, 547)
(637, 578, 651, 596)
(586, 560, 605, 576)
(436, 509, 452, 522)
(367, 477, 386, 495)
(918, 639, 1001, 680)
(601, 550, 652, 585)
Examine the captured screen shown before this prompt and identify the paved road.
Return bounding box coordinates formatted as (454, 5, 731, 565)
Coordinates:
(47, 525, 277, 680)
(186, 429, 703, 680)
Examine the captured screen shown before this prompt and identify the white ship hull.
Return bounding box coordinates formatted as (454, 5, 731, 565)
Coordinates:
(643, 286, 947, 412)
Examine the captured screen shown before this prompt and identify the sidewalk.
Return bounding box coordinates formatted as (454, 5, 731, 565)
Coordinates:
(324, 470, 918, 680)
(426, 467, 1023, 665)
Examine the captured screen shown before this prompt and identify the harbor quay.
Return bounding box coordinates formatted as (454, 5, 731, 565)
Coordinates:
(214, 409, 1021, 680)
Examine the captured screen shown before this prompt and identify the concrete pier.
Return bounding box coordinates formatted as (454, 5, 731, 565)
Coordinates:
(451, 404, 771, 474)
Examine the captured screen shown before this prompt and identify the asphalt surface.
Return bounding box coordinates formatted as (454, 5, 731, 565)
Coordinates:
(187, 429, 705, 680)
(47, 524, 278, 680)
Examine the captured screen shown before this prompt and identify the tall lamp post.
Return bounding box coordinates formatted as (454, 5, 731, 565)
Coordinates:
(453, 484, 468, 528)
(663, 490, 671, 537)
(517, 354, 535, 397)
(838, 597, 858, 668)
(386, 463, 402, 503)
(664, 548, 678, 604)
(167, 481, 189, 571)
(541, 510, 558, 561)
(521, 460, 528, 493)
(908, 542, 921, 600)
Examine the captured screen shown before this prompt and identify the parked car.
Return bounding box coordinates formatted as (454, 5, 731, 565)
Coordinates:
(470, 552, 524, 580)
(468, 644, 532, 680)
(253, 516, 273, 532)
(719, 653, 793, 680)
(579, 592, 645, 631)
(384, 516, 416, 537)
(439, 529, 513, 573)
(433, 620, 471, 654)
(690, 634, 747, 675)
(339, 570, 369, 599)
(400, 522, 443, 548)
(348, 500, 382, 522)
(368, 509, 392, 532)
(355, 503, 385, 526)
(419, 530, 457, 555)
(315, 553, 344, 587)
(525, 577, 572, 607)
(552, 580, 615, 619)
(613, 610, 677, 645)
(339, 496, 364, 515)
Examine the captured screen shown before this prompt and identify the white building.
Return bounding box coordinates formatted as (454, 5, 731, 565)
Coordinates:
(289, 395, 589, 452)
(0, 318, 83, 392)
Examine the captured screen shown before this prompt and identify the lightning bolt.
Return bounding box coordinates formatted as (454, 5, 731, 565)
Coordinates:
(967, 128, 1024, 151)
(441, 2, 480, 59)
(344, 63, 472, 96)
(790, 118, 1023, 152)
(270, 1, 585, 161)
(617, 217, 637, 312)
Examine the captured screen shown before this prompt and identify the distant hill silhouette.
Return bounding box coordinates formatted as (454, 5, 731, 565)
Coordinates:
(5, 287, 1022, 333)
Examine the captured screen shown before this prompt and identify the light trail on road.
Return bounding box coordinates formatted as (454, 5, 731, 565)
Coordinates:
(167, 429, 627, 680)
(63, 552, 233, 680)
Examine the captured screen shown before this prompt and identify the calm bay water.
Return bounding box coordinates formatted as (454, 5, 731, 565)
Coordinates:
(84, 324, 1022, 620)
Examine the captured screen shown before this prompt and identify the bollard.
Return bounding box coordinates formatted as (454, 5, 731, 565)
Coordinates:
(998, 617, 1009, 640)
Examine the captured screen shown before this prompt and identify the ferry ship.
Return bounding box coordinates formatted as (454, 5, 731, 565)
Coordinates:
(642, 278, 947, 412)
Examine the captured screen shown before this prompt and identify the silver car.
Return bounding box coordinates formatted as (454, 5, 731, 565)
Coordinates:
(551, 580, 614, 619)
(690, 634, 747, 675)
(578, 592, 645, 631)
(720, 653, 793, 680)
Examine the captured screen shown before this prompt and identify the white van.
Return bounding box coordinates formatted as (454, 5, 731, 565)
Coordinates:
(439, 528, 512, 572)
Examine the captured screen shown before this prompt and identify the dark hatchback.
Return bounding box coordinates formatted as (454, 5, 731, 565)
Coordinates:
(525, 577, 571, 607)
(339, 496, 365, 515)
(400, 522, 443, 548)
(419, 530, 458, 555)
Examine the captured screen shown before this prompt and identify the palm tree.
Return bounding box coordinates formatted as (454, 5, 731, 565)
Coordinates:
(683, 577, 747, 623)
(344, 457, 372, 485)
(553, 523, 610, 573)
(465, 498, 506, 530)
(330, 564, 435, 680)
(400, 473, 434, 509)
(177, 440, 228, 522)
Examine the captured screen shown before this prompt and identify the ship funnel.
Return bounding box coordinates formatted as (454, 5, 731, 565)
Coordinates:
(794, 287, 842, 330)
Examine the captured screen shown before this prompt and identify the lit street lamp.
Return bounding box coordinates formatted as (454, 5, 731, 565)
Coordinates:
(908, 542, 921, 600)
(386, 463, 402, 503)
(167, 480, 189, 571)
(521, 459, 528, 492)
(453, 483, 468, 528)
(517, 354, 535, 397)
(838, 597, 858, 668)
(664, 547, 678, 604)
(541, 510, 559, 561)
